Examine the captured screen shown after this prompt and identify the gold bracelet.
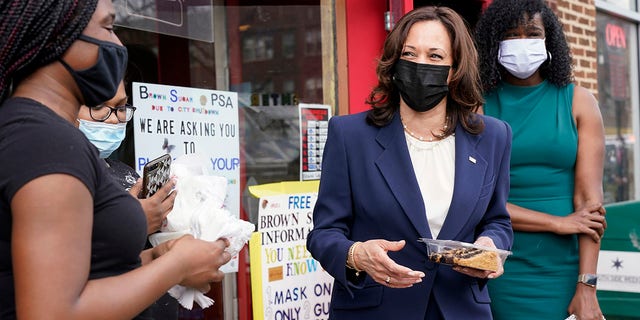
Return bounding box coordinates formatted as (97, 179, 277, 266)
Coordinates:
(346, 242, 363, 276)
(346, 243, 356, 268)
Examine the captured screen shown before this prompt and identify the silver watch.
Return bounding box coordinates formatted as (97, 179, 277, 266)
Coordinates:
(577, 273, 598, 287)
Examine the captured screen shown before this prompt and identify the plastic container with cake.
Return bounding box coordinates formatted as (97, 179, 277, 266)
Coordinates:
(418, 238, 512, 272)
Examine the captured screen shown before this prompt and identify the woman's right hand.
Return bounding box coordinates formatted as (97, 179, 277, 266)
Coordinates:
(552, 203, 606, 242)
(168, 235, 232, 292)
(353, 239, 425, 288)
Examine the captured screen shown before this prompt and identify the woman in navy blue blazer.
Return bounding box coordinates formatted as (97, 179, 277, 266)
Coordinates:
(307, 6, 513, 319)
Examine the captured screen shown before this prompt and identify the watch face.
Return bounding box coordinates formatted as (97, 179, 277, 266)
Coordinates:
(579, 274, 598, 286)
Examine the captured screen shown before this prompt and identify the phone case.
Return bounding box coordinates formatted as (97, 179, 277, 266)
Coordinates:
(142, 154, 172, 198)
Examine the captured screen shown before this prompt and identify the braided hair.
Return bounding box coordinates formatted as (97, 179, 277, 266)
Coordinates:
(475, 0, 573, 93)
(0, 0, 98, 102)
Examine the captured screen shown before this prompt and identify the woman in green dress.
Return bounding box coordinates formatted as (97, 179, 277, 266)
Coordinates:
(475, 1, 607, 319)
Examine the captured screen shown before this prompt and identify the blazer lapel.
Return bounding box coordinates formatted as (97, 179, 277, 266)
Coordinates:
(374, 115, 431, 238)
(437, 124, 488, 240)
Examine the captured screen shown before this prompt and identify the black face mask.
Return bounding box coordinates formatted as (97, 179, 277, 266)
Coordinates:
(60, 34, 128, 107)
(392, 59, 450, 112)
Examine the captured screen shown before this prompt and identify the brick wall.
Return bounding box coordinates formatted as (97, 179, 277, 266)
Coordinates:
(548, 0, 599, 95)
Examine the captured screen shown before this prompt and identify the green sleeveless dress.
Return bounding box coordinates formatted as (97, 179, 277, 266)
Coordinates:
(483, 80, 578, 319)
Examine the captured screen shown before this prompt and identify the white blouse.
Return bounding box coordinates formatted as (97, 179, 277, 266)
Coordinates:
(404, 133, 455, 239)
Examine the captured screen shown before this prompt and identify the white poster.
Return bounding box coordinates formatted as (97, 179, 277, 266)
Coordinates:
(255, 193, 333, 320)
(132, 82, 240, 271)
(597, 250, 640, 293)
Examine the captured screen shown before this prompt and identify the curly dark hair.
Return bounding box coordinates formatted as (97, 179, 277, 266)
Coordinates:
(0, 0, 98, 102)
(474, 0, 573, 93)
(365, 6, 484, 135)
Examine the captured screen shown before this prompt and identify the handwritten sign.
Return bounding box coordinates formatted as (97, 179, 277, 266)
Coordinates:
(250, 193, 333, 320)
(132, 82, 240, 272)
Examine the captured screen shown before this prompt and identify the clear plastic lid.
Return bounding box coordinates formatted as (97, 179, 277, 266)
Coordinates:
(418, 238, 512, 272)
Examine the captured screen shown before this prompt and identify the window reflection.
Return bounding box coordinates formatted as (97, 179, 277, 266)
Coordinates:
(242, 35, 274, 62)
(232, 4, 322, 105)
(596, 12, 636, 203)
(229, 3, 323, 186)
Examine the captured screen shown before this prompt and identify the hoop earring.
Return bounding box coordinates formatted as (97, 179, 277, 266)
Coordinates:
(547, 51, 552, 64)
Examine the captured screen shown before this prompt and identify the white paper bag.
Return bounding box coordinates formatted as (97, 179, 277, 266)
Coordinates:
(149, 154, 255, 309)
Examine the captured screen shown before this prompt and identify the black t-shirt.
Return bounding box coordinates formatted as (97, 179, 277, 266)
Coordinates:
(0, 98, 150, 319)
(102, 159, 178, 320)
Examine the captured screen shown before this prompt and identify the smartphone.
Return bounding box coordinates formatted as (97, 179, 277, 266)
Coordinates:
(141, 153, 172, 198)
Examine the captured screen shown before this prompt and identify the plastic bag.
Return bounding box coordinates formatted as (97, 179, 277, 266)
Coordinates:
(149, 154, 255, 309)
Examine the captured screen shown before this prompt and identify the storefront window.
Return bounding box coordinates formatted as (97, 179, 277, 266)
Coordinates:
(228, 3, 326, 186)
(115, 1, 329, 183)
(596, 12, 637, 203)
(113, 1, 332, 318)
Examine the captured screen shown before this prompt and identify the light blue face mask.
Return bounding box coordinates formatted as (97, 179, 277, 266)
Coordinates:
(78, 119, 127, 158)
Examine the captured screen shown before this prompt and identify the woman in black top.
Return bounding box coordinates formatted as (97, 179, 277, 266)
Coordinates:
(78, 80, 180, 319)
(0, 1, 231, 319)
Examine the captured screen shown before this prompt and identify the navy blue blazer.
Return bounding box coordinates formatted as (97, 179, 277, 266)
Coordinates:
(307, 111, 513, 319)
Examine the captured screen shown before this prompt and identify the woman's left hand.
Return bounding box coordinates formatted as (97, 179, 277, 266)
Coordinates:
(568, 284, 604, 320)
(452, 236, 504, 279)
(129, 178, 177, 234)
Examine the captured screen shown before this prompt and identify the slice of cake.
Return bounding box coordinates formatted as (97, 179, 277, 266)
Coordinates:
(428, 247, 499, 272)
